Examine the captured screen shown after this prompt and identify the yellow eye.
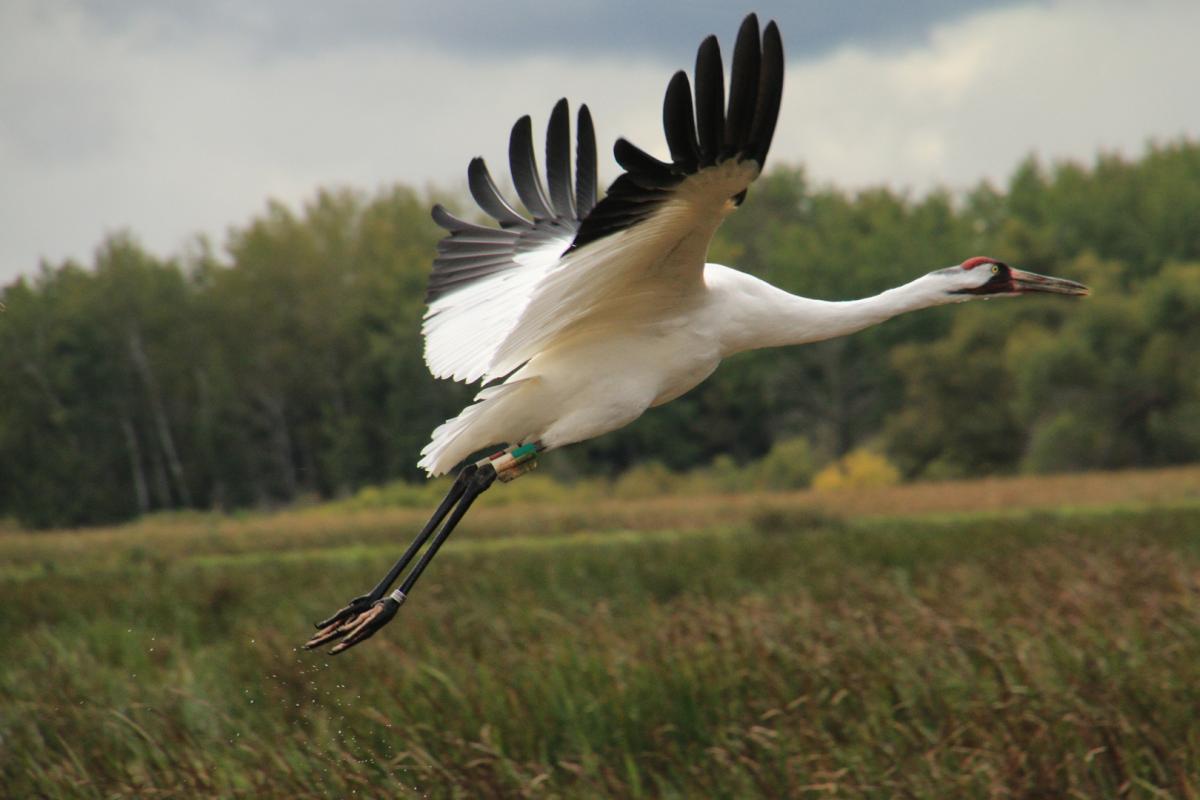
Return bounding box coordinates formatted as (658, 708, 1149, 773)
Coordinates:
(991, 264, 999, 274)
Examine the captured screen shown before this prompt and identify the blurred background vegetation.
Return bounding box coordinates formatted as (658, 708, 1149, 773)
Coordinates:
(3, 141, 1199, 528)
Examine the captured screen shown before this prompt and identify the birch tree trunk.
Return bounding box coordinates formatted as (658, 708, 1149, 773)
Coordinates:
(127, 327, 192, 506)
(120, 412, 150, 515)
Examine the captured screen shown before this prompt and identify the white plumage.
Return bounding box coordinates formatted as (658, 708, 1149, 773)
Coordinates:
(307, 12, 1089, 655)
(422, 238, 563, 384)
(418, 159, 757, 475)
(414, 13, 1089, 478)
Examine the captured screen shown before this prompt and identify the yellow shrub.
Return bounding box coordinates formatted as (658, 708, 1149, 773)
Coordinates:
(811, 449, 900, 491)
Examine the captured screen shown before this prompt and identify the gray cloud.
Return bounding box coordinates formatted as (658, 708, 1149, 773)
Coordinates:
(1, 0, 1197, 284)
(79, 0, 1028, 63)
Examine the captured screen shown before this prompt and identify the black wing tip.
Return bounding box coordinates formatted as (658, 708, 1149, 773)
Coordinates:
(693, 33, 725, 165)
(546, 97, 575, 219)
(652, 13, 785, 171)
(663, 70, 700, 168)
(431, 204, 478, 237)
(666, 69, 691, 100)
(762, 20, 784, 62)
(747, 18, 785, 166)
(509, 110, 555, 220)
(429, 100, 598, 303)
(431, 203, 456, 228)
(695, 36, 721, 83)
(548, 99, 570, 137)
(465, 156, 488, 192)
(468, 157, 529, 228)
(575, 104, 598, 217)
(613, 138, 674, 181)
(571, 14, 785, 252)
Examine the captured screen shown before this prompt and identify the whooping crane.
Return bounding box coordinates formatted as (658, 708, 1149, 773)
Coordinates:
(306, 13, 1088, 654)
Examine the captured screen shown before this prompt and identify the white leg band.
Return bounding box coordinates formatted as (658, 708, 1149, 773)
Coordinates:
(389, 589, 407, 606)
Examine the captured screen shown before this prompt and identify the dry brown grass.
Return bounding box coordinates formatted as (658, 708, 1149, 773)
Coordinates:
(3, 465, 1197, 576)
(3, 497, 1199, 798)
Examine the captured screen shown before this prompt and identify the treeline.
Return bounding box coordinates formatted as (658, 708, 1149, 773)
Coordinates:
(3, 142, 1199, 527)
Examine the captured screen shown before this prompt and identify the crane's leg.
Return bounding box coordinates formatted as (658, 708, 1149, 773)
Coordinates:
(306, 467, 474, 634)
(304, 443, 538, 654)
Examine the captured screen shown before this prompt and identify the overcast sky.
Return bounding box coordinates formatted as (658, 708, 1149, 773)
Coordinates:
(2, 0, 1198, 283)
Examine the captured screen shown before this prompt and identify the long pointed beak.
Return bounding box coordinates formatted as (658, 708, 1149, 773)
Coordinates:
(1010, 268, 1090, 296)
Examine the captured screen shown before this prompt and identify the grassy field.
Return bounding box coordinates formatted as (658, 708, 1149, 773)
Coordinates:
(3, 467, 1200, 798)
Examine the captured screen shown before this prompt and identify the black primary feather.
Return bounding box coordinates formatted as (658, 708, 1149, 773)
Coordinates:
(508, 116, 554, 221)
(693, 35, 725, 166)
(546, 99, 575, 220)
(467, 158, 527, 228)
(724, 13, 761, 158)
(572, 13, 784, 251)
(428, 101, 598, 303)
(430, 205, 510, 239)
(575, 106, 598, 218)
(747, 21, 784, 164)
(662, 71, 700, 169)
(612, 139, 676, 188)
(430, 15, 785, 299)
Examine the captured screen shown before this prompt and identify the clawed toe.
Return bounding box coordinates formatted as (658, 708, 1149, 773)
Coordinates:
(302, 459, 500, 658)
(313, 594, 374, 631)
(304, 596, 401, 654)
(304, 618, 353, 650)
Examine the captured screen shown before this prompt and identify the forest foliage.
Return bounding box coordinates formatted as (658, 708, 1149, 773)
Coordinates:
(3, 141, 1199, 527)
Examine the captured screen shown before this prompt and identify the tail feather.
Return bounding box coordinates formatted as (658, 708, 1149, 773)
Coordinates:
(418, 378, 535, 476)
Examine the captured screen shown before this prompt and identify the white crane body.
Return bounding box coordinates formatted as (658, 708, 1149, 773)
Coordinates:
(306, 13, 1088, 654)
(419, 263, 970, 476)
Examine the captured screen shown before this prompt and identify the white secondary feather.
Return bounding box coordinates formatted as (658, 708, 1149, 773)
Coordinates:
(483, 161, 758, 382)
(416, 13, 788, 474)
(421, 236, 570, 384)
(416, 161, 762, 474)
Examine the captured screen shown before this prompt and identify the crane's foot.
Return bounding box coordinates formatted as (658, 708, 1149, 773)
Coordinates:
(305, 593, 378, 650)
(305, 592, 403, 654)
(301, 443, 536, 656)
(310, 593, 376, 632)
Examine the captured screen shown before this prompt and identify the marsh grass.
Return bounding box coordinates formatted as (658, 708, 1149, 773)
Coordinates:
(2, 469, 1200, 797)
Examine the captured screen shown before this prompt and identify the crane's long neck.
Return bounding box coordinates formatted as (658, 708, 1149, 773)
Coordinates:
(719, 269, 955, 354)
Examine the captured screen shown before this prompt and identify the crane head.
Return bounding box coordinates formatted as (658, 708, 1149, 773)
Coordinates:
(939, 256, 1089, 298)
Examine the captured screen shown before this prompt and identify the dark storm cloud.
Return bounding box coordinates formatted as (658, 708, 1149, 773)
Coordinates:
(85, 0, 1033, 63)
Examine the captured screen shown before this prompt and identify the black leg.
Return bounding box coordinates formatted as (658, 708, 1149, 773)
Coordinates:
(397, 463, 496, 596)
(304, 463, 498, 654)
(304, 465, 475, 648)
(361, 465, 477, 601)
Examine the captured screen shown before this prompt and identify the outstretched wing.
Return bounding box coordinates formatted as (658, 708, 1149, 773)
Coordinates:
(423, 13, 784, 385)
(422, 99, 598, 383)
